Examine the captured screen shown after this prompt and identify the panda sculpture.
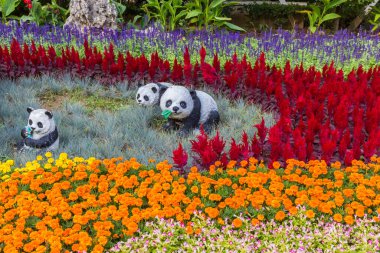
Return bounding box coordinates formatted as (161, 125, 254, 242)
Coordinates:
(17, 107, 59, 152)
(159, 85, 220, 136)
(136, 82, 172, 106)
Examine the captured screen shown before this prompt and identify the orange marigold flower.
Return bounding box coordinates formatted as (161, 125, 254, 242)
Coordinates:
(205, 207, 219, 219)
(272, 161, 281, 169)
(333, 213, 342, 222)
(275, 211, 286, 221)
(257, 214, 265, 221)
(232, 218, 242, 228)
(344, 215, 354, 225)
(251, 218, 259, 226)
(191, 186, 198, 193)
(185, 225, 193, 234)
(305, 210, 315, 219)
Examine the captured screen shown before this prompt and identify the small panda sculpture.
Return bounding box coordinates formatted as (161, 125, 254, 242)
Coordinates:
(17, 107, 59, 153)
(136, 82, 172, 106)
(159, 85, 220, 137)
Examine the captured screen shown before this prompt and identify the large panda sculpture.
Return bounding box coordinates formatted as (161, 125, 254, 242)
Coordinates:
(17, 107, 59, 152)
(136, 82, 172, 106)
(159, 85, 220, 136)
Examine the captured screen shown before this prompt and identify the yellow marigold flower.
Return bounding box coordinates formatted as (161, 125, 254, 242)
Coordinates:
(45, 152, 52, 158)
(1, 175, 10, 181)
(44, 164, 52, 170)
(36, 155, 43, 161)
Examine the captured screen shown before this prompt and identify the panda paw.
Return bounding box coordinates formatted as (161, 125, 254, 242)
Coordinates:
(21, 127, 29, 139)
(163, 122, 174, 132)
(177, 129, 190, 138)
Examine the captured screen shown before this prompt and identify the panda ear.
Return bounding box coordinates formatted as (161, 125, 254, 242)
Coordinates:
(45, 111, 53, 119)
(190, 90, 197, 99)
(159, 86, 168, 97)
(137, 82, 143, 88)
(27, 107, 34, 114)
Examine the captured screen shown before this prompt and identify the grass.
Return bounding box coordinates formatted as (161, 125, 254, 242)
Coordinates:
(0, 75, 275, 165)
(37, 87, 132, 114)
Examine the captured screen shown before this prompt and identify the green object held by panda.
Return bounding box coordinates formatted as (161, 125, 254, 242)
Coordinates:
(26, 126, 33, 138)
(161, 110, 172, 120)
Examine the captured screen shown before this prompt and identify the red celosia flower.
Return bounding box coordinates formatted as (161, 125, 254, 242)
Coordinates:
(172, 143, 188, 170)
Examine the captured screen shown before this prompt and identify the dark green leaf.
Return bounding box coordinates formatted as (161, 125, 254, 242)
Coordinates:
(224, 21, 245, 31)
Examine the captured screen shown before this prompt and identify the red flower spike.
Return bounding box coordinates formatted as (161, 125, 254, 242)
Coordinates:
(211, 132, 225, 155)
(200, 46, 206, 64)
(172, 143, 188, 172)
(229, 139, 240, 161)
(213, 53, 220, 73)
(254, 118, 268, 144)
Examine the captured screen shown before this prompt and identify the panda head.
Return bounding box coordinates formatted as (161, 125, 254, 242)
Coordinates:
(160, 85, 196, 119)
(26, 107, 55, 135)
(136, 83, 160, 106)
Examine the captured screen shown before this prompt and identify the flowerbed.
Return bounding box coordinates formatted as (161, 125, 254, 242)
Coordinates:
(1, 22, 380, 71)
(110, 212, 380, 252)
(1, 39, 379, 166)
(0, 153, 380, 252)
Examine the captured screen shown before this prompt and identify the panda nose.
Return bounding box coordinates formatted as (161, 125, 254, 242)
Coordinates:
(31, 127, 36, 131)
(138, 99, 142, 103)
(173, 106, 179, 112)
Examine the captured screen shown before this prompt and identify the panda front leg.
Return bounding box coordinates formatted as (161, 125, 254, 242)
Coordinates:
(178, 116, 199, 138)
(202, 110, 220, 134)
(162, 118, 179, 132)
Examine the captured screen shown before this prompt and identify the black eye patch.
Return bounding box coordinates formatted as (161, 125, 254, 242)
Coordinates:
(137, 94, 140, 99)
(37, 122, 43, 128)
(29, 119, 33, 125)
(151, 87, 157, 93)
(144, 95, 149, 101)
(180, 101, 187, 109)
(166, 100, 172, 108)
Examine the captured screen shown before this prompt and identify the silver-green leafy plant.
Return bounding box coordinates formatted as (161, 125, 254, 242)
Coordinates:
(369, 6, 380, 31)
(0, 0, 21, 23)
(185, 0, 245, 31)
(142, 0, 187, 31)
(297, 0, 347, 33)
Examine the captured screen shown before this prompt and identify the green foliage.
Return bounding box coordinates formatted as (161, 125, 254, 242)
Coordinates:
(112, 0, 127, 24)
(0, 0, 21, 23)
(297, 0, 347, 33)
(369, 6, 380, 31)
(142, 0, 187, 31)
(247, 3, 309, 29)
(20, 0, 68, 25)
(185, 0, 245, 31)
(141, 0, 244, 31)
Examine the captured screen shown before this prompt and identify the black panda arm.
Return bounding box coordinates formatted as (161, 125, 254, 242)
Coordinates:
(24, 128, 59, 149)
(163, 118, 178, 132)
(178, 93, 201, 137)
(21, 127, 28, 139)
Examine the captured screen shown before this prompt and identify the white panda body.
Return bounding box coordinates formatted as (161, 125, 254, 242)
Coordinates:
(159, 85, 220, 136)
(18, 107, 59, 152)
(136, 82, 173, 106)
(196, 90, 218, 124)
